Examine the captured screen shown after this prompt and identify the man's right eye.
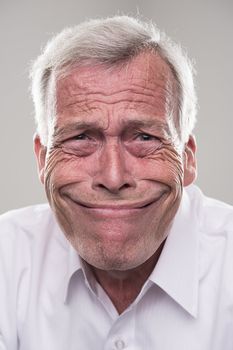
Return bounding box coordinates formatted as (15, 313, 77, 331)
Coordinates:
(72, 133, 89, 140)
(61, 133, 98, 157)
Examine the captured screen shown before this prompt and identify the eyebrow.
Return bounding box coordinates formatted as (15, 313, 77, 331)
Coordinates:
(53, 117, 172, 139)
(122, 119, 170, 133)
(53, 121, 101, 139)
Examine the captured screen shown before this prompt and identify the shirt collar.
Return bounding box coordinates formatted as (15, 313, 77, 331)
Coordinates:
(149, 186, 199, 318)
(63, 241, 83, 303)
(63, 240, 98, 303)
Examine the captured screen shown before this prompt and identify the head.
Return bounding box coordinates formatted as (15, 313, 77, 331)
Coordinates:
(32, 16, 197, 271)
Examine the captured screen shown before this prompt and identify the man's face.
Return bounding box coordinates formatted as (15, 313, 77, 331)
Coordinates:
(35, 52, 196, 271)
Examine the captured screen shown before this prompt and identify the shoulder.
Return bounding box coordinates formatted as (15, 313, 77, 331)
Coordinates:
(185, 185, 233, 235)
(0, 205, 63, 346)
(0, 204, 61, 270)
(0, 203, 66, 298)
(188, 185, 233, 292)
(0, 203, 52, 226)
(185, 185, 233, 278)
(0, 203, 54, 239)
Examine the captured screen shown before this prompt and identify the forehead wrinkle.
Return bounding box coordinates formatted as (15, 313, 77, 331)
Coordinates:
(67, 81, 170, 99)
(57, 69, 174, 104)
(58, 86, 157, 108)
(57, 90, 171, 116)
(56, 74, 176, 125)
(57, 99, 100, 115)
(56, 50, 177, 103)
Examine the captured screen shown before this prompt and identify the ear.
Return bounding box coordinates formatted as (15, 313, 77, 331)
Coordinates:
(183, 134, 197, 187)
(33, 134, 47, 184)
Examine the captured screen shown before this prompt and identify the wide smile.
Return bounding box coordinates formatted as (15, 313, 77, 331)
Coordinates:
(63, 191, 169, 219)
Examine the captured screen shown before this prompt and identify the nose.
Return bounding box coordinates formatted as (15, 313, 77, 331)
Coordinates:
(92, 141, 136, 194)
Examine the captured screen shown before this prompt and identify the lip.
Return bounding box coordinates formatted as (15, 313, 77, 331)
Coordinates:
(63, 191, 168, 217)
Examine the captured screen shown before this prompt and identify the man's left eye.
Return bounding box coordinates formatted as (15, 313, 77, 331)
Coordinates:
(136, 133, 159, 141)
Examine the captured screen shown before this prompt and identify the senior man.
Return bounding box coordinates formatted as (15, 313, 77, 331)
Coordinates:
(0, 16, 233, 350)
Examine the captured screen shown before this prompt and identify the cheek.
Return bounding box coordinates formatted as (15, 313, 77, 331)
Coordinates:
(44, 149, 86, 201)
(159, 147, 184, 185)
(131, 146, 184, 187)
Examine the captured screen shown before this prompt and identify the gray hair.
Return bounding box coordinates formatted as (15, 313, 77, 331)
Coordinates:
(30, 15, 197, 146)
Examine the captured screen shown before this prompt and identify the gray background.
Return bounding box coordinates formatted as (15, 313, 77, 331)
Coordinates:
(1, 0, 232, 214)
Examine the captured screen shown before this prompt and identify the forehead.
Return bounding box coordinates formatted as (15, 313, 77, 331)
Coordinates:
(55, 52, 177, 123)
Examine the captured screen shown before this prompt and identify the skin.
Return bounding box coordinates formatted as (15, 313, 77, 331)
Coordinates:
(35, 51, 197, 314)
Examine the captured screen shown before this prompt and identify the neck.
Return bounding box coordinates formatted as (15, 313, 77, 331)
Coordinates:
(90, 241, 165, 314)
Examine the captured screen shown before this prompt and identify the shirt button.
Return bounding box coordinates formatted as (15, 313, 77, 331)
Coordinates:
(114, 339, 125, 349)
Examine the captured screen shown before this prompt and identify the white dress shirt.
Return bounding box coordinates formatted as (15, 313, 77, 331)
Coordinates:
(0, 185, 233, 350)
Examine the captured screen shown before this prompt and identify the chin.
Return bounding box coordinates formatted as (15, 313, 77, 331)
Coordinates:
(76, 236, 152, 272)
(83, 254, 143, 271)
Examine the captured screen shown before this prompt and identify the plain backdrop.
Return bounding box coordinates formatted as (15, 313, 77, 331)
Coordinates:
(0, 0, 233, 214)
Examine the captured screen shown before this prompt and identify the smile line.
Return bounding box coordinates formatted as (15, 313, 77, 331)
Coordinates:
(64, 192, 167, 211)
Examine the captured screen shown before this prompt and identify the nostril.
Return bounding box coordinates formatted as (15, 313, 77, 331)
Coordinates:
(96, 182, 131, 193)
(120, 183, 131, 190)
(98, 184, 107, 190)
